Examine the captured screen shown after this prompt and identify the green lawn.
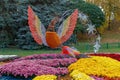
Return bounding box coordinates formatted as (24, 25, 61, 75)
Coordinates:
(0, 43, 120, 56)
(99, 48, 120, 53)
(74, 42, 120, 53)
(0, 48, 61, 56)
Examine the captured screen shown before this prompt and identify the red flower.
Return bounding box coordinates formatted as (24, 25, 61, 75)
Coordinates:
(89, 53, 120, 61)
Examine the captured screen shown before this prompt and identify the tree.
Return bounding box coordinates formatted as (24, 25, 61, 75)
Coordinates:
(0, 0, 73, 49)
(0, 0, 105, 49)
(0, 0, 19, 47)
(69, 0, 105, 33)
(85, 0, 120, 30)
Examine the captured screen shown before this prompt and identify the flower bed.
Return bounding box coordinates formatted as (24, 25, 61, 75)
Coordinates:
(68, 56, 120, 79)
(0, 76, 32, 80)
(89, 53, 120, 61)
(70, 70, 94, 80)
(0, 53, 120, 80)
(0, 58, 77, 78)
(14, 53, 73, 61)
(33, 75, 57, 80)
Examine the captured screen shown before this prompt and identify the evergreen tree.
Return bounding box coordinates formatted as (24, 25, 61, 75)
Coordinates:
(0, 0, 105, 49)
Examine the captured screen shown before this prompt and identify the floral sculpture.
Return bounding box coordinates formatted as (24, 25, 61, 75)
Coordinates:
(28, 6, 80, 57)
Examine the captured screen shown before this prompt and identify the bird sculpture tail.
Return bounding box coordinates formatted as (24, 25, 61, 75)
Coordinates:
(62, 46, 80, 57)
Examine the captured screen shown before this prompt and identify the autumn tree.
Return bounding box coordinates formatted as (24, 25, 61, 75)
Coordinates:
(85, 0, 120, 31)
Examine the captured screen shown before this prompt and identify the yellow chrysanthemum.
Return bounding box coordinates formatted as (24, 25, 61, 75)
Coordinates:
(68, 56, 120, 78)
(32, 75, 57, 80)
(70, 70, 94, 80)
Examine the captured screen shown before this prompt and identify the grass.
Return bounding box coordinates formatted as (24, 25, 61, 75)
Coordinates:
(0, 42, 120, 56)
(74, 42, 120, 53)
(0, 48, 61, 56)
(99, 48, 120, 53)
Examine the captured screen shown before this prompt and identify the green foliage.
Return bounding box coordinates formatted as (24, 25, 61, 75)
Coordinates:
(16, 26, 41, 49)
(0, 0, 72, 49)
(0, 16, 5, 28)
(0, 0, 105, 49)
(0, 0, 19, 47)
(69, 0, 105, 33)
(75, 22, 87, 33)
(78, 2, 105, 27)
(0, 30, 10, 48)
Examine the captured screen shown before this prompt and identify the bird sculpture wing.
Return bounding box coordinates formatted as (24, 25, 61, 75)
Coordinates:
(28, 6, 48, 46)
(57, 9, 78, 44)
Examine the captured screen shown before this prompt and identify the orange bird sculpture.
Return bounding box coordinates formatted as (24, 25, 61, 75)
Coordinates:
(28, 6, 79, 57)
